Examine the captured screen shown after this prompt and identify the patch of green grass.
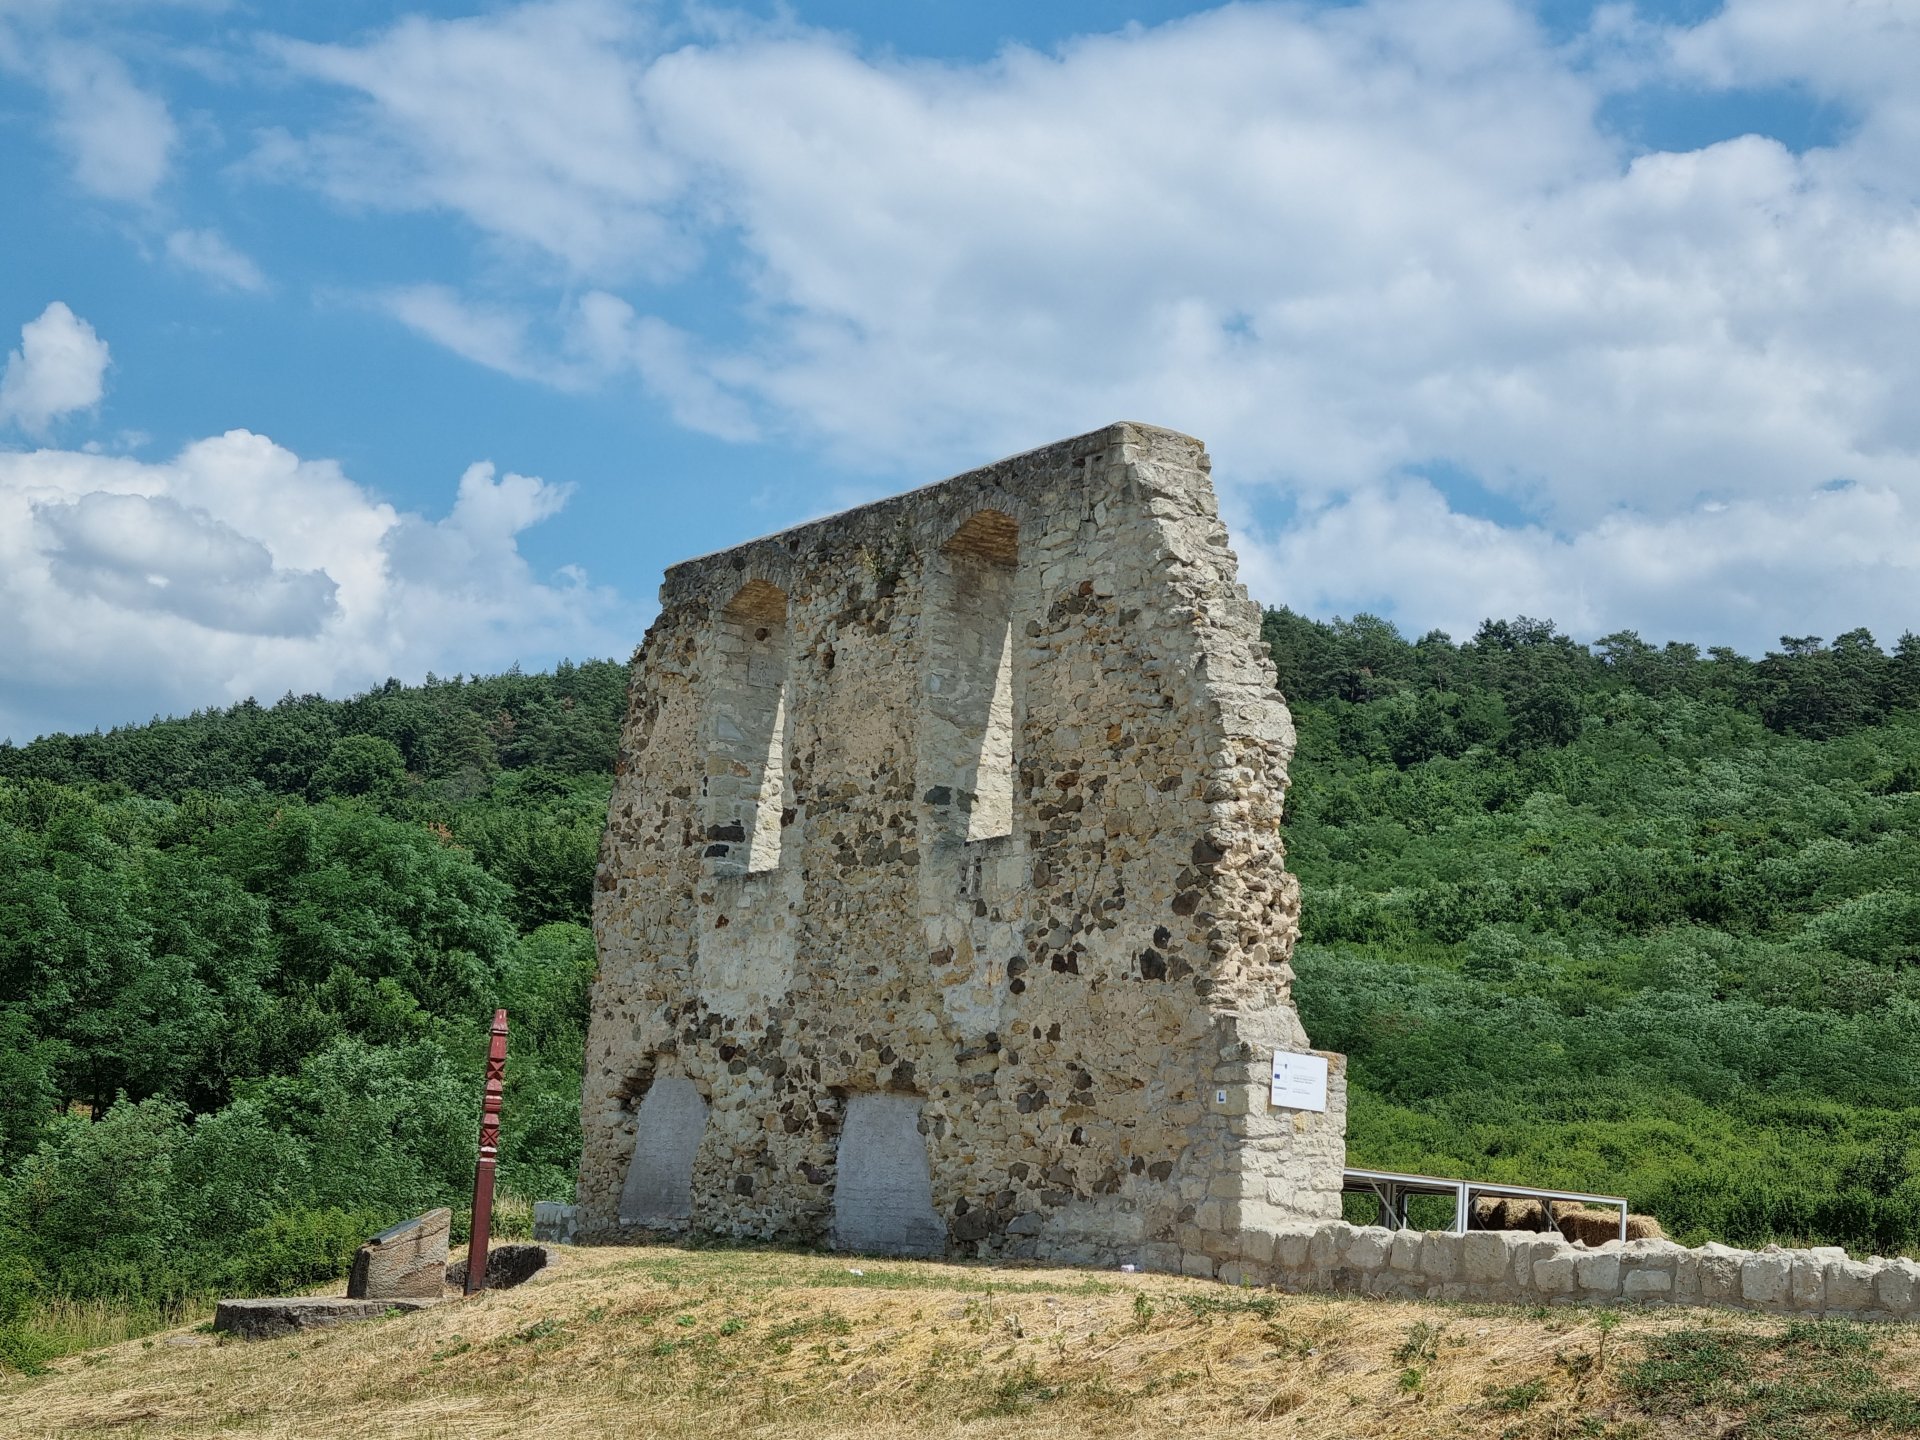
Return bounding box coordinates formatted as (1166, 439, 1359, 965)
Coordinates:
(1625, 1321, 1920, 1437)
(965, 1361, 1064, 1418)
(1178, 1290, 1281, 1321)
(1394, 1320, 1445, 1366)
(1487, 1377, 1547, 1412)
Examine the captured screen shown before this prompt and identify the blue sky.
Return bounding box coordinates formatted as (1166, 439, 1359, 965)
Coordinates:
(2, 0, 1917, 741)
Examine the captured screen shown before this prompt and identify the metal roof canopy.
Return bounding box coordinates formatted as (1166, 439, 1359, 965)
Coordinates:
(1342, 1166, 1629, 1243)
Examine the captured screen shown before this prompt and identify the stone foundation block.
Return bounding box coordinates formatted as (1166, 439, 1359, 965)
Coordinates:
(1529, 1254, 1576, 1294)
(1272, 1227, 1314, 1269)
(1140, 1242, 1181, 1275)
(1461, 1231, 1514, 1284)
(1181, 1251, 1216, 1279)
(214, 1297, 435, 1341)
(1419, 1235, 1461, 1282)
(1876, 1259, 1920, 1310)
(1742, 1252, 1792, 1305)
(1826, 1259, 1879, 1312)
(1344, 1228, 1392, 1270)
(1576, 1252, 1621, 1295)
(1217, 1260, 1268, 1288)
(1622, 1268, 1672, 1300)
(1308, 1223, 1352, 1269)
(1790, 1257, 1826, 1310)
(1389, 1230, 1422, 1273)
(1697, 1244, 1747, 1304)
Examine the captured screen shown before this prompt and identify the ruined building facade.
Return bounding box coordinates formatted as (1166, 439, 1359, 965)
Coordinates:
(579, 423, 1347, 1266)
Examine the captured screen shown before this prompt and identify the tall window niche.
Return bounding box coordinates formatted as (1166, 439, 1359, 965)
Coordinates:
(707, 579, 792, 876)
(926, 510, 1018, 844)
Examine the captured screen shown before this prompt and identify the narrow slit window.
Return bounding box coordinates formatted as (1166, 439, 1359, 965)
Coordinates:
(708, 579, 790, 874)
(927, 511, 1017, 843)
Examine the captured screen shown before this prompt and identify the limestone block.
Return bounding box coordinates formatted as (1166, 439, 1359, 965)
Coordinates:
(1419, 1234, 1462, 1282)
(1389, 1229, 1422, 1273)
(1826, 1259, 1879, 1312)
(1741, 1253, 1793, 1305)
(1532, 1254, 1578, 1295)
(1876, 1259, 1920, 1312)
(1272, 1227, 1313, 1270)
(1240, 1228, 1276, 1265)
(1576, 1252, 1621, 1295)
(1344, 1228, 1393, 1270)
(1697, 1244, 1748, 1304)
(1512, 1236, 1564, 1287)
(1141, 1242, 1181, 1275)
(1181, 1251, 1216, 1279)
(1308, 1222, 1352, 1269)
(1622, 1268, 1673, 1300)
(1217, 1260, 1269, 1288)
(1671, 1249, 1701, 1303)
(346, 1208, 449, 1301)
(1461, 1231, 1515, 1284)
(1790, 1256, 1826, 1310)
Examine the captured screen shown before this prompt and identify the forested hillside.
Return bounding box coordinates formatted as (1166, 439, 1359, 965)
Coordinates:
(1, 617, 1917, 1372)
(1270, 613, 1920, 1250)
(0, 662, 624, 1369)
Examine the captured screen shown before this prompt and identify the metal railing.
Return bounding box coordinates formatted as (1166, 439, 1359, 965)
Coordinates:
(1342, 1166, 1629, 1243)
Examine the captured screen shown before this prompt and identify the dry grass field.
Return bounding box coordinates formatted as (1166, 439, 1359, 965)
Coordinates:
(6, 1243, 1920, 1439)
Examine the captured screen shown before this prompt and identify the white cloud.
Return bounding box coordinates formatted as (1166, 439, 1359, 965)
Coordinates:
(165, 227, 268, 292)
(266, 0, 688, 278)
(1241, 478, 1920, 651)
(378, 284, 554, 382)
(41, 42, 177, 203)
(253, 0, 1920, 650)
(0, 302, 111, 436)
(0, 430, 632, 742)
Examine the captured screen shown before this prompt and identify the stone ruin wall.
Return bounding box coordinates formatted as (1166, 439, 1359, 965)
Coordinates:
(580, 422, 1348, 1265)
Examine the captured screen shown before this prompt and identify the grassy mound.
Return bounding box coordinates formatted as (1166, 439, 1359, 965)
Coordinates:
(7, 1244, 1920, 1438)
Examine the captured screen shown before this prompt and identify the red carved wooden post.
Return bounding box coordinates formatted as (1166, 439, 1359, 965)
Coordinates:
(465, 1008, 509, 1295)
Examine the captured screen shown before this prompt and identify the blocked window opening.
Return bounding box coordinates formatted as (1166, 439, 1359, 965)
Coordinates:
(830, 1093, 946, 1257)
(619, 1075, 709, 1227)
(926, 511, 1017, 843)
(708, 580, 790, 875)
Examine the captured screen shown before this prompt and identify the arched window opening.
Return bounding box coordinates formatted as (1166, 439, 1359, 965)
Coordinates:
(708, 580, 790, 874)
(926, 511, 1017, 843)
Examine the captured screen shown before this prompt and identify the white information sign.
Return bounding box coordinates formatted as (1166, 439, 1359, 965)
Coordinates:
(1269, 1052, 1329, 1112)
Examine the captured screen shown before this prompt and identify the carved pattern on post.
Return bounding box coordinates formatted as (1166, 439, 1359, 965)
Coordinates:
(465, 1008, 509, 1295)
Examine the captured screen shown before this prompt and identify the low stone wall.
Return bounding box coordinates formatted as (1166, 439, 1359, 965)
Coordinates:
(1144, 1220, 1920, 1323)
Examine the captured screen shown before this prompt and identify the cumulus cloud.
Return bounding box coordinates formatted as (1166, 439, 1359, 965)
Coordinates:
(0, 302, 110, 436)
(0, 430, 632, 742)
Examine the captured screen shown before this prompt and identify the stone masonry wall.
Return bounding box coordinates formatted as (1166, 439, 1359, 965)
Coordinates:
(1191, 1220, 1920, 1323)
(581, 423, 1347, 1263)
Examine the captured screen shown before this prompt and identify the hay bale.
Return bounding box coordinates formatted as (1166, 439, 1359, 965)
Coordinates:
(1470, 1196, 1551, 1232)
(1549, 1203, 1664, 1245)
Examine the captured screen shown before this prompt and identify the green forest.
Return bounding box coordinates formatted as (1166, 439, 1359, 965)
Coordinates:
(2, 616, 1917, 1371)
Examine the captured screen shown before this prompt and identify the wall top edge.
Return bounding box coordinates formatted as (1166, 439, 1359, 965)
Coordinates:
(657, 421, 1205, 596)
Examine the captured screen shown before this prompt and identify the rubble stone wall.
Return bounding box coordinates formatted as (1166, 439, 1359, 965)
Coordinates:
(581, 422, 1347, 1262)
